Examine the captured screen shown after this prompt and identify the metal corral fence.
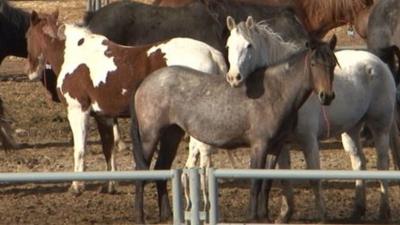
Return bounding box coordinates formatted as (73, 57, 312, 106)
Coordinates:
(1, 168, 400, 224)
(0, 170, 185, 224)
(205, 169, 400, 225)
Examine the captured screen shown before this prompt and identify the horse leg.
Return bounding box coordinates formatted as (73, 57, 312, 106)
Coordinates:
(94, 115, 117, 193)
(389, 111, 400, 170)
(67, 106, 89, 194)
(301, 135, 327, 222)
(133, 130, 158, 224)
(248, 141, 268, 221)
(259, 151, 279, 222)
(154, 125, 184, 222)
(198, 141, 213, 211)
(182, 137, 201, 211)
(341, 125, 366, 220)
(112, 118, 128, 152)
(0, 98, 20, 150)
(274, 145, 294, 223)
(369, 127, 391, 221)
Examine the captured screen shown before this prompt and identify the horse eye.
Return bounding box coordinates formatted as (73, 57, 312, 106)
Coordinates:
(247, 44, 252, 49)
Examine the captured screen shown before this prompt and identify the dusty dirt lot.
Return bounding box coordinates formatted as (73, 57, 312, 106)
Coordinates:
(0, 0, 399, 224)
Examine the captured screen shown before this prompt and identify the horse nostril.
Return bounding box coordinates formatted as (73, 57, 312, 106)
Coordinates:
(319, 92, 325, 100)
(236, 74, 242, 81)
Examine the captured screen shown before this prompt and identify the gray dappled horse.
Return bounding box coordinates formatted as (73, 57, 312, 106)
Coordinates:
(130, 38, 337, 223)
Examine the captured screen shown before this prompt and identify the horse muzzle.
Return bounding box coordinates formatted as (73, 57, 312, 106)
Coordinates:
(318, 91, 335, 105)
(226, 72, 243, 88)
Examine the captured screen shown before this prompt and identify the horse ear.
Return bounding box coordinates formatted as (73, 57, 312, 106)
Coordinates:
(57, 24, 66, 40)
(226, 16, 236, 31)
(246, 16, 255, 29)
(329, 35, 337, 50)
(30, 11, 40, 25)
(51, 10, 59, 20)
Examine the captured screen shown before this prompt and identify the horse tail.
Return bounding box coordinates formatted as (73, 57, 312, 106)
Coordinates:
(391, 45, 400, 86)
(389, 101, 400, 170)
(211, 49, 228, 75)
(129, 91, 149, 170)
(0, 98, 19, 150)
(82, 11, 95, 26)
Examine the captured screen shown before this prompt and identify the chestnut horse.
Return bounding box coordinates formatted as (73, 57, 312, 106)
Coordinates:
(25, 11, 227, 196)
(153, 0, 375, 39)
(130, 37, 337, 223)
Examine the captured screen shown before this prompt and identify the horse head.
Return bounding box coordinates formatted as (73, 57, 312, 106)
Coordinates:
(25, 10, 64, 80)
(226, 16, 262, 87)
(307, 35, 338, 105)
(225, 15, 300, 87)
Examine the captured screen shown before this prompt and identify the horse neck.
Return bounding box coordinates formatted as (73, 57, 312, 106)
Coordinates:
(259, 33, 299, 66)
(265, 51, 313, 113)
(0, 2, 30, 59)
(43, 39, 65, 76)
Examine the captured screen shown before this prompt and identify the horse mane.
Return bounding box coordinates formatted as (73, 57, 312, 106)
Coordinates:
(82, 11, 95, 26)
(0, 0, 30, 33)
(300, 0, 370, 22)
(236, 20, 300, 66)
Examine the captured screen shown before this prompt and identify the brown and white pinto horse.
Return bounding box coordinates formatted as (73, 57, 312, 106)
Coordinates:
(25, 10, 227, 195)
(153, 0, 375, 39)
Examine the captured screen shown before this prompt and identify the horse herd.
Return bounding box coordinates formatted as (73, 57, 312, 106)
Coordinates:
(1, 0, 400, 224)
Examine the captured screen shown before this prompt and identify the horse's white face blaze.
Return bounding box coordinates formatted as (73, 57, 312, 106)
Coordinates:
(57, 25, 117, 92)
(226, 28, 257, 87)
(26, 25, 46, 81)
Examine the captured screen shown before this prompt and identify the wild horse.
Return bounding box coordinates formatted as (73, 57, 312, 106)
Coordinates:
(130, 37, 337, 223)
(367, 0, 400, 84)
(25, 10, 228, 197)
(152, 0, 375, 39)
(0, 0, 30, 149)
(226, 16, 398, 222)
(83, 0, 309, 54)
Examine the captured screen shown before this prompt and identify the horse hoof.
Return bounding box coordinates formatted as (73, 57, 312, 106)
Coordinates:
(98, 184, 117, 194)
(117, 141, 128, 152)
(275, 212, 292, 224)
(68, 185, 83, 196)
(160, 205, 172, 222)
(379, 206, 391, 221)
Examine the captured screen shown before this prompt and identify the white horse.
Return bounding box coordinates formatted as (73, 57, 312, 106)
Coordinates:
(226, 16, 399, 222)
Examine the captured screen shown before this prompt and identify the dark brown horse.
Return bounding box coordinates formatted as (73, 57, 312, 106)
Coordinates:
(130, 37, 337, 223)
(84, 0, 309, 54)
(153, 0, 375, 39)
(0, 0, 30, 149)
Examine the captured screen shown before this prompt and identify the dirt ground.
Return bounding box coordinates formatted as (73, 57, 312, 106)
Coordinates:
(0, 0, 399, 224)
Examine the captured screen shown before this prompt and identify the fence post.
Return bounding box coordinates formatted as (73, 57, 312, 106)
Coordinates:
(208, 168, 218, 225)
(189, 168, 201, 225)
(172, 169, 184, 225)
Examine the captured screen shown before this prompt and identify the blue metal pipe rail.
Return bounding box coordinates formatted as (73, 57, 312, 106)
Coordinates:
(0, 170, 184, 225)
(207, 169, 400, 225)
